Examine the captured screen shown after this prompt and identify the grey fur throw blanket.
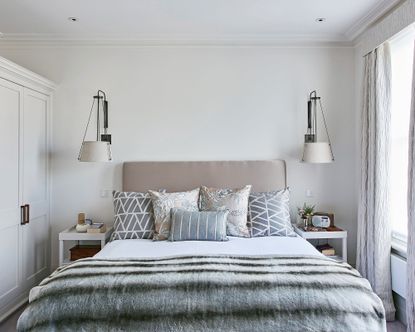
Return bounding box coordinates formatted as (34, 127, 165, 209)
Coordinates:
(17, 255, 386, 332)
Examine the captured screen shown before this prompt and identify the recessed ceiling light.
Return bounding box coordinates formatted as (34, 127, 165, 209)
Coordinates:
(316, 18, 326, 23)
(68, 17, 78, 22)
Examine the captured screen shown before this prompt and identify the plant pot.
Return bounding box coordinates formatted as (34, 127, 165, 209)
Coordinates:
(304, 216, 313, 229)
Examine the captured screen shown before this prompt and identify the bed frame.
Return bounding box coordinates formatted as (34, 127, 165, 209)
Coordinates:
(17, 159, 387, 331)
(122, 160, 287, 192)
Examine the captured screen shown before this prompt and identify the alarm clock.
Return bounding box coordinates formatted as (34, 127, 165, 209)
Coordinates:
(312, 215, 331, 228)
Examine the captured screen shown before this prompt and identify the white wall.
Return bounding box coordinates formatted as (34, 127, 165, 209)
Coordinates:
(0, 45, 356, 268)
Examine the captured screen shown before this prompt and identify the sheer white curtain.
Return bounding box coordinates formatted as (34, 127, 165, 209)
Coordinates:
(357, 42, 396, 321)
(406, 41, 415, 332)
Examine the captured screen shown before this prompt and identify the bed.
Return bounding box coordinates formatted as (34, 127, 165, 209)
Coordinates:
(17, 160, 386, 332)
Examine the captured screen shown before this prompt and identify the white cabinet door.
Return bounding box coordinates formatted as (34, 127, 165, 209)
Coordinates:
(0, 78, 22, 311)
(20, 88, 50, 290)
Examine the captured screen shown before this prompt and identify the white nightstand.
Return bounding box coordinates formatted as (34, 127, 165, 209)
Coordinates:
(293, 225, 348, 262)
(58, 225, 113, 265)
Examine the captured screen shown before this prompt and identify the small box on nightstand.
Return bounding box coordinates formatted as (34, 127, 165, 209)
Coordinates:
(69, 245, 101, 261)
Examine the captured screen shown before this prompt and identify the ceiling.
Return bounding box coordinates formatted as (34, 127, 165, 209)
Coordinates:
(0, 0, 402, 43)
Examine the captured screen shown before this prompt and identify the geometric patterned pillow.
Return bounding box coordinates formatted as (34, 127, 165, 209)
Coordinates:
(248, 189, 296, 237)
(110, 191, 164, 241)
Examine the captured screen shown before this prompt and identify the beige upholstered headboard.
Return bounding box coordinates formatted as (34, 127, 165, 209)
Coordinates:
(123, 160, 286, 192)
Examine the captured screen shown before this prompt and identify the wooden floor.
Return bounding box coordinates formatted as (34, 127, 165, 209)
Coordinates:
(0, 305, 25, 332)
(388, 320, 407, 332)
(0, 305, 407, 332)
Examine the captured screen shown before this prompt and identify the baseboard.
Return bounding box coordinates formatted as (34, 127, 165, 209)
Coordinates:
(391, 253, 407, 298)
(0, 295, 28, 323)
(393, 292, 407, 325)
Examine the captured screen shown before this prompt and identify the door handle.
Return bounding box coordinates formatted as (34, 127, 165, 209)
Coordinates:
(20, 204, 30, 225)
(25, 204, 30, 224)
(20, 205, 25, 225)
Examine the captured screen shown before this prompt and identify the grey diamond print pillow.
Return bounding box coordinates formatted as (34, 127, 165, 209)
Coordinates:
(111, 191, 164, 241)
(248, 189, 296, 237)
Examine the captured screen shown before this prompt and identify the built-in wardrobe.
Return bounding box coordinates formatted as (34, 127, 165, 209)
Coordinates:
(0, 56, 55, 321)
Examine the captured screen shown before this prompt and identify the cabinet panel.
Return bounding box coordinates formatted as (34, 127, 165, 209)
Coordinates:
(0, 78, 22, 309)
(0, 79, 20, 227)
(0, 225, 20, 304)
(21, 88, 50, 289)
(22, 216, 48, 284)
(22, 90, 48, 204)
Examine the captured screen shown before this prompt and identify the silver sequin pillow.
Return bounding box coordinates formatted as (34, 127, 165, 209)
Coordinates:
(149, 188, 200, 241)
(248, 189, 296, 237)
(199, 185, 252, 237)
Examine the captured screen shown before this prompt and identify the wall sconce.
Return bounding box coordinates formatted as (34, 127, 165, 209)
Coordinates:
(302, 90, 334, 163)
(78, 90, 112, 162)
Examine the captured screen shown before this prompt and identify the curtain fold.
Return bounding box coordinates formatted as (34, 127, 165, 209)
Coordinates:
(406, 42, 415, 332)
(357, 42, 396, 321)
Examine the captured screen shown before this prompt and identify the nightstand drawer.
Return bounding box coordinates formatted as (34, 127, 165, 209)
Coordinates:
(70, 245, 101, 261)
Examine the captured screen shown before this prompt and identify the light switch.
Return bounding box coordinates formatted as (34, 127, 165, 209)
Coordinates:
(306, 189, 313, 197)
(100, 189, 110, 198)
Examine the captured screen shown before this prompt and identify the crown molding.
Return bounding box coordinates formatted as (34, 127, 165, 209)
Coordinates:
(345, 0, 403, 41)
(0, 2, 405, 48)
(0, 33, 354, 48)
(0, 56, 57, 92)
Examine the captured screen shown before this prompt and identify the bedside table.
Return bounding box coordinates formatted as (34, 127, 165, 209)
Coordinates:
(293, 225, 348, 262)
(59, 225, 113, 265)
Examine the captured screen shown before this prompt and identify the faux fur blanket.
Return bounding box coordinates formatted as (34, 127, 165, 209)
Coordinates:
(17, 255, 386, 332)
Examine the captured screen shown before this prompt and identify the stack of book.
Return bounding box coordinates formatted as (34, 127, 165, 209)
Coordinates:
(87, 222, 106, 233)
(316, 244, 335, 256)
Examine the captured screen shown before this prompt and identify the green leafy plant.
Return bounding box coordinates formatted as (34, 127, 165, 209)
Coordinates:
(297, 203, 315, 218)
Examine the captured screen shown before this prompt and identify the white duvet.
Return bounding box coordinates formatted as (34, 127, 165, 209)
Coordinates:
(96, 235, 323, 259)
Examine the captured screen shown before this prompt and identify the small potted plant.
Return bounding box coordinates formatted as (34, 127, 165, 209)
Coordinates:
(297, 203, 315, 229)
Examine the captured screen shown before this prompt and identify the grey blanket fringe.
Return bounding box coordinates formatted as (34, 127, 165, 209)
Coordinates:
(17, 255, 386, 332)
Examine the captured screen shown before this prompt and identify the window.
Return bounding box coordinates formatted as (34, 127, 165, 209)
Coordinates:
(389, 26, 415, 248)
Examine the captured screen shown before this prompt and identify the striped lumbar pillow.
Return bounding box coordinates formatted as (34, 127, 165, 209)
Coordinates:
(168, 209, 229, 242)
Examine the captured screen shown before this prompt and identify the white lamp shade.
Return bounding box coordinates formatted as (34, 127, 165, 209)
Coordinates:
(302, 142, 334, 163)
(79, 141, 112, 162)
